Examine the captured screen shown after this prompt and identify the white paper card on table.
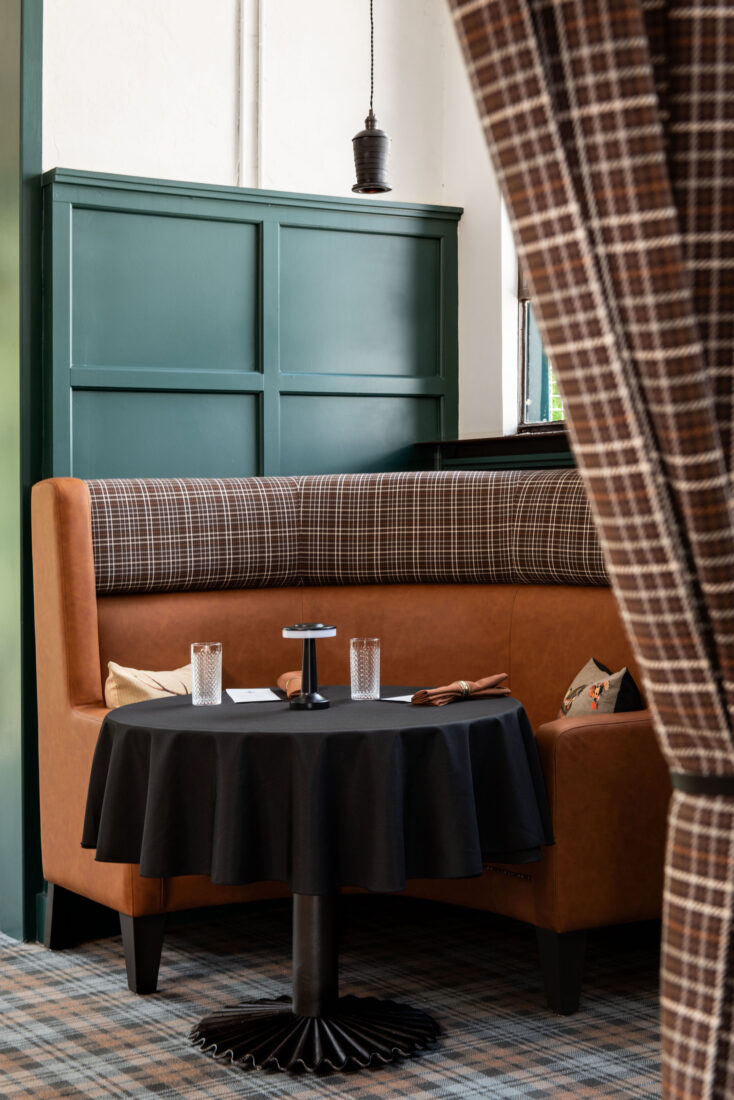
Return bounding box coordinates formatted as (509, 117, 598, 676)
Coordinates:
(381, 694, 415, 703)
(226, 688, 281, 703)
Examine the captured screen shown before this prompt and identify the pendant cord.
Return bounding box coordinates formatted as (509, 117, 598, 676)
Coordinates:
(370, 0, 374, 113)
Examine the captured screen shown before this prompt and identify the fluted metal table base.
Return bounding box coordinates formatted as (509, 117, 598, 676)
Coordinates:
(190, 993, 439, 1073)
(190, 894, 440, 1074)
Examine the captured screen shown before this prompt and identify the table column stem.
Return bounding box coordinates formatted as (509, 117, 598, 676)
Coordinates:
(292, 893, 338, 1017)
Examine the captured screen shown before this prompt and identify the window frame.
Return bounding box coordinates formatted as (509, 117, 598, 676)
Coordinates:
(517, 269, 565, 433)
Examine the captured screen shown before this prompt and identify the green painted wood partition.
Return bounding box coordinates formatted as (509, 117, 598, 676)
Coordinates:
(43, 170, 461, 479)
(0, 0, 43, 941)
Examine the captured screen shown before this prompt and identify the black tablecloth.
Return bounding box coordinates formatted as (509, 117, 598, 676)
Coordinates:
(82, 687, 553, 894)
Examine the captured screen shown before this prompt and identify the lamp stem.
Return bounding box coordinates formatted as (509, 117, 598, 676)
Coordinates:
(351, 0, 390, 194)
(370, 0, 374, 113)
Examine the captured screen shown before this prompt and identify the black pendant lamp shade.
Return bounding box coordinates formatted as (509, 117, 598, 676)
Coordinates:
(352, 1, 391, 194)
(352, 110, 391, 194)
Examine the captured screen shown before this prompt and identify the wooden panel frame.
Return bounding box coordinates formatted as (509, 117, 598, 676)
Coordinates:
(43, 169, 462, 478)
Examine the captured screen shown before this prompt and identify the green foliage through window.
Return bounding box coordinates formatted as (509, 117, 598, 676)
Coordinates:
(522, 302, 563, 425)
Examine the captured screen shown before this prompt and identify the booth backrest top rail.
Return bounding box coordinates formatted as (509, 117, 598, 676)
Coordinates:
(85, 470, 608, 596)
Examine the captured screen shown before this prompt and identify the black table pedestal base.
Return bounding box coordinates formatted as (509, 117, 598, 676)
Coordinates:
(190, 993, 439, 1073)
(288, 691, 330, 711)
(190, 893, 439, 1074)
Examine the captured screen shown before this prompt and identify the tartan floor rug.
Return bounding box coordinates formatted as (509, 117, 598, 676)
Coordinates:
(0, 896, 660, 1099)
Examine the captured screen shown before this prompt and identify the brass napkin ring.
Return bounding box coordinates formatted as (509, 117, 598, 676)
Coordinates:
(458, 680, 471, 698)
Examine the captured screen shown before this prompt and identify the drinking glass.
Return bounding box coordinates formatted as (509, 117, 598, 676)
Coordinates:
(191, 642, 222, 705)
(350, 638, 380, 701)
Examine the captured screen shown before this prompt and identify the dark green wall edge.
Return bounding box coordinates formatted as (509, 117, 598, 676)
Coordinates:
(21, 0, 44, 944)
(0, 0, 43, 942)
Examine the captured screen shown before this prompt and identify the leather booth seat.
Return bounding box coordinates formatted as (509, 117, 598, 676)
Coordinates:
(31, 470, 671, 1011)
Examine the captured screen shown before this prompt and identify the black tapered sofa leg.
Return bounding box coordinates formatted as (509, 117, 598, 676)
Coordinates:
(535, 927, 587, 1015)
(44, 882, 119, 949)
(119, 913, 166, 995)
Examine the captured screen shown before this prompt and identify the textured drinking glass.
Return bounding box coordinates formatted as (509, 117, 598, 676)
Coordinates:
(191, 642, 222, 705)
(350, 638, 380, 701)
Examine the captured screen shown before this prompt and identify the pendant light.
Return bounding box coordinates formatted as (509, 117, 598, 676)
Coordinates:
(352, 0, 391, 194)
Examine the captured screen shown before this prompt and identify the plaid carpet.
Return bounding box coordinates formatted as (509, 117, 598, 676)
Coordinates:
(0, 896, 660, 1099)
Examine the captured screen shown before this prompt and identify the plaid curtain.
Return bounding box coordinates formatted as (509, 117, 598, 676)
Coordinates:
(446, 1, 734, 1096)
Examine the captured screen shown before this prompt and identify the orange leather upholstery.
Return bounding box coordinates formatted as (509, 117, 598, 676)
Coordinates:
(32, 476, 671, 933)
(404, 709, 669, 931)
(509, 585, 643, 731)
(97, 589, 304, 691)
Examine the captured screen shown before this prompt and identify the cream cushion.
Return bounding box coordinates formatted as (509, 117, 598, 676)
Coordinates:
(104, 661, 192, 708)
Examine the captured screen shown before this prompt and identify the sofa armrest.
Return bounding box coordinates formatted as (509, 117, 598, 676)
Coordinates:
(39, 703, 109, 892)
(537, 707, 654, 737)
(39, 704, 164, 916)
(73, 703, 112, 726)
(532, 709, 671, 931)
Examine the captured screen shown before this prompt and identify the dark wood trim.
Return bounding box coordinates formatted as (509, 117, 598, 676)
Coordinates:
(43, 883, 119, 949)
(415, 430, 573, 471)
(516, 420, 567, 435)
(119, 913, 166, 995)
(535, 927, 587, 1015)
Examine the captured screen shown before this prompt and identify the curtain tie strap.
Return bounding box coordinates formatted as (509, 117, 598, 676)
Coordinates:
(671, 772, 734, 796)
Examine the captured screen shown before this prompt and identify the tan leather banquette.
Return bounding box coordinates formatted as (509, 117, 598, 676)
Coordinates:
(31, 470, 670, 1013)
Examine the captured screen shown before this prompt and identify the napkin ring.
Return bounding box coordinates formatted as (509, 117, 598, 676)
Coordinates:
(458, 680, 471, 698)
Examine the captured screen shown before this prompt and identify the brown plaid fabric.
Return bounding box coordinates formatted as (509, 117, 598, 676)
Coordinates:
(298, 469, 605, 585)
(446, 1, 734, 1097)
(88, 477, 300, 594)
(86, 470, 607, 595)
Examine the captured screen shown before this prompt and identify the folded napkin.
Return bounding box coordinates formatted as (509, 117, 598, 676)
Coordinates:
(411, 673, 510, 707)
(277, 670, 302, 698)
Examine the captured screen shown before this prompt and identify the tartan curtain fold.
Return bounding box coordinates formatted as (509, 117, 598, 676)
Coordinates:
(446, 1, 734, 1096)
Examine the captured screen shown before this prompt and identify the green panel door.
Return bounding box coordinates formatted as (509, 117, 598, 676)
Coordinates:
(72, 391, 259, 478)
(279, 227, 441, 377)
(279, 395, 440, 474)
(71, 208, 259, 372)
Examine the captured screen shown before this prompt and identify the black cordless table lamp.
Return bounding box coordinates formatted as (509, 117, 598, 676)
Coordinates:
(282, 623, 337, 710)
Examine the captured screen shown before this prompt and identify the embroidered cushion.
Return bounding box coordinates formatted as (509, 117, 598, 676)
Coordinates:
(560, 658, 643, 718)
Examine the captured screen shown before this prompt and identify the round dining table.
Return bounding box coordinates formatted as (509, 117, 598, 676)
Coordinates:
(82, 686, 553, 1073)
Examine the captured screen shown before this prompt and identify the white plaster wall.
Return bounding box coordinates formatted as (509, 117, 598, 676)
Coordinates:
(258, 0, 444, 204)
(42, 0, 240, 185)
(438, 0, 507, 438)
(42, 0, 514, 437)
(255, 0, 507, 437)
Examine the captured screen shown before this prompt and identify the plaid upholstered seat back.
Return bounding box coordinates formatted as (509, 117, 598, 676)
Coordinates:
(86, 470, 607, 596)
(87, 476, 300, 595)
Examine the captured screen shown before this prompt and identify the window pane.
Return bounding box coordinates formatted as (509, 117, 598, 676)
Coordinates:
(523, 303, 563, 424)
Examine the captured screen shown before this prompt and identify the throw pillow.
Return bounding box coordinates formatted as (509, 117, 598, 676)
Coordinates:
(560, 657, 643, 718)
(104, 661, 192, 708)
